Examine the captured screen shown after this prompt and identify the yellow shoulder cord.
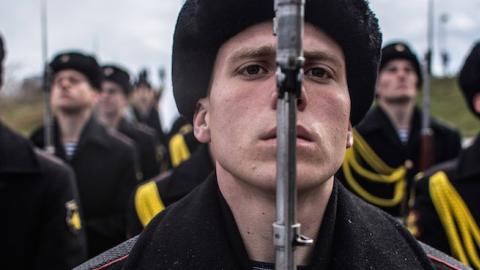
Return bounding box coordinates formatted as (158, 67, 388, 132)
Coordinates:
(169, 132, 191, 167)
(342, 129, 406, 207)
(429, 171, 480, 268)
(135, 181, 166, 227)
(178, 123, 192, 135)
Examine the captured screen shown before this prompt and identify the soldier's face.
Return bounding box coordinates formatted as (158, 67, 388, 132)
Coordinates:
(376, 59, 418, 102)
(132, 86, 155, 107)
(98, 81, 128, 117)
(193, 22, 351, 193)
(51, 69, 98, 114)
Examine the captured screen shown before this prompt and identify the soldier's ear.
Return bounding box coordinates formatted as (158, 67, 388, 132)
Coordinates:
(193, 98, 211, 143)
(91, 91, 100, 106)
(346, 123, 353, 149)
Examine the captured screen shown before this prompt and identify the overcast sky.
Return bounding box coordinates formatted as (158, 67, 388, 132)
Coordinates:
(1, 0, 479, 128)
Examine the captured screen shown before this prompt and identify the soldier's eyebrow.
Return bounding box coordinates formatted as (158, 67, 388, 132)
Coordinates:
(228, 45, 344, 70)
(228, 45, 276, 63)
(304, 50, 344, 70)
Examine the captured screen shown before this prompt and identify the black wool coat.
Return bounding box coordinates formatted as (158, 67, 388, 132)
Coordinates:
(411, 134, 480, 257)
(132, 107, 168, 149)
(0, 122, 87, 269)
(338, 106, 462, 217)
(117, 118, 161, 181)
(76, 175, 468, 270)
(30, 117, 139, 258)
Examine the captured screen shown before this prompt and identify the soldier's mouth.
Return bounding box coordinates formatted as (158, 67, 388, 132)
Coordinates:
(260, 125, 313, 142)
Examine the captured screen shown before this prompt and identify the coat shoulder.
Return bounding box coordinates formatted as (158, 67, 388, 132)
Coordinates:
(430, 117, 462, 140)
(73, 236, 138, 270)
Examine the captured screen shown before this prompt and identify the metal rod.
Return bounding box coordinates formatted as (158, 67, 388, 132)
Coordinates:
(41, 0, 54, 154)
(273, 1, 312, 269)
(422, 0, 434, 133)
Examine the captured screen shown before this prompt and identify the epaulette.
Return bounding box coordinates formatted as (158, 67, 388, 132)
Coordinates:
(420, 242, 472, 270)
(73, 235, 139, 270)
(108, 128, 135, 147)
(168, 127, 193, 167)
(134, 178, 167, 227)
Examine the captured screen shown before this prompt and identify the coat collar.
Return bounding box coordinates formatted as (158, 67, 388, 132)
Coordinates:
(117, 117, 132, 134)
(356, 105, 446, 154)
(51, 116, 112, 161)
(356, 106, 413, 151)
(358, 105, 423, 135)
(217, 177, 336, 269)
(0, 122, 40, 174)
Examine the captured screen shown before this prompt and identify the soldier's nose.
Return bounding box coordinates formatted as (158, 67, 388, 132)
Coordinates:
(270, 85, 307, 111)
(297, 87, 307, 112)
(270, 86, 279, 110)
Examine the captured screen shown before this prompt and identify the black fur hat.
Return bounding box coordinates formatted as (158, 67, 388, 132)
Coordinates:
(458, 42, 480, 118)
(102, 65, 133, 96)
(50, 51, 102, 90)
(134, 69, 152, 89)
(380, 42, 423, 88)
(0, 33, 5, 88)
(0, 33, 4, 64)
(172, 0, 382, 126)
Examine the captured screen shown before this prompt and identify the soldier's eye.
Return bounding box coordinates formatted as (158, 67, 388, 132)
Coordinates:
(240, 64, 266, 76)
(70, 78, 80, 85)
(385, 66, 398, 73)
(305, 67, 332, 80)
(237, 64, 270, 80)
(404, 67, 415, 74)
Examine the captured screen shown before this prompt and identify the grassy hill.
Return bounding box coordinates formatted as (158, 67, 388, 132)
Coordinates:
(428, 77, 480, 137)
(0, 94, 44, 137)
(0, 77, 479, 138)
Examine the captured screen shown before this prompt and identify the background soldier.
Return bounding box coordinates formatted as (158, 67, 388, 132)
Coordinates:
(338, 41, 462, 218)
(97, 64, 161, 181)
(30, 51, 139, 258)
(127, 133, 213, 236)
(408, 41, 480, 269)
(0, 33, 87, 269)
(78, 1, 466, 269)
(130, 69, 168, 150)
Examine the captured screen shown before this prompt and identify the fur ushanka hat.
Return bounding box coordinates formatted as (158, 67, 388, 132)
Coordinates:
(458, 42, 480, 118)
(380, 41, 423, 88)
(102, 65, 133, 96)
(50, 51, 103, 91)
(172, 0, 382, 126)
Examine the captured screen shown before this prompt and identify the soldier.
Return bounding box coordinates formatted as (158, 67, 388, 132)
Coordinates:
(0, 34, 87, 269)
(30, 51, 139, 258)
(97, 64, 161, 181)
(130, 69, 168, 149)
(127, 130, 213, 236)
(407, 42, 480, 269)
(338, 41, 462, 218)
(76, 1, 468, 269)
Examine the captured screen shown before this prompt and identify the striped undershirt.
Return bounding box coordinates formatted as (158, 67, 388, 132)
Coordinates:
(64, 142, 78, 159)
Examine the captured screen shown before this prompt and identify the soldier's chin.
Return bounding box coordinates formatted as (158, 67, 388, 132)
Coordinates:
(383, 95, 414, 105)
(58, 105, 86, 115)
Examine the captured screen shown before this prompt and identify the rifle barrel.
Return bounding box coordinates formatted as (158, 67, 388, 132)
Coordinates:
(41, 0, 54, 154)
(273, 1, 312, 269)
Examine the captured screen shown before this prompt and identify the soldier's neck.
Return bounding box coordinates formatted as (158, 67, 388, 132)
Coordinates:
(57, 109, 92, 143)
(135, 102, 153, 117)
(97, 111, 122, 130)
(379, 100, 415, 131)
(216, 164, 333, 266)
